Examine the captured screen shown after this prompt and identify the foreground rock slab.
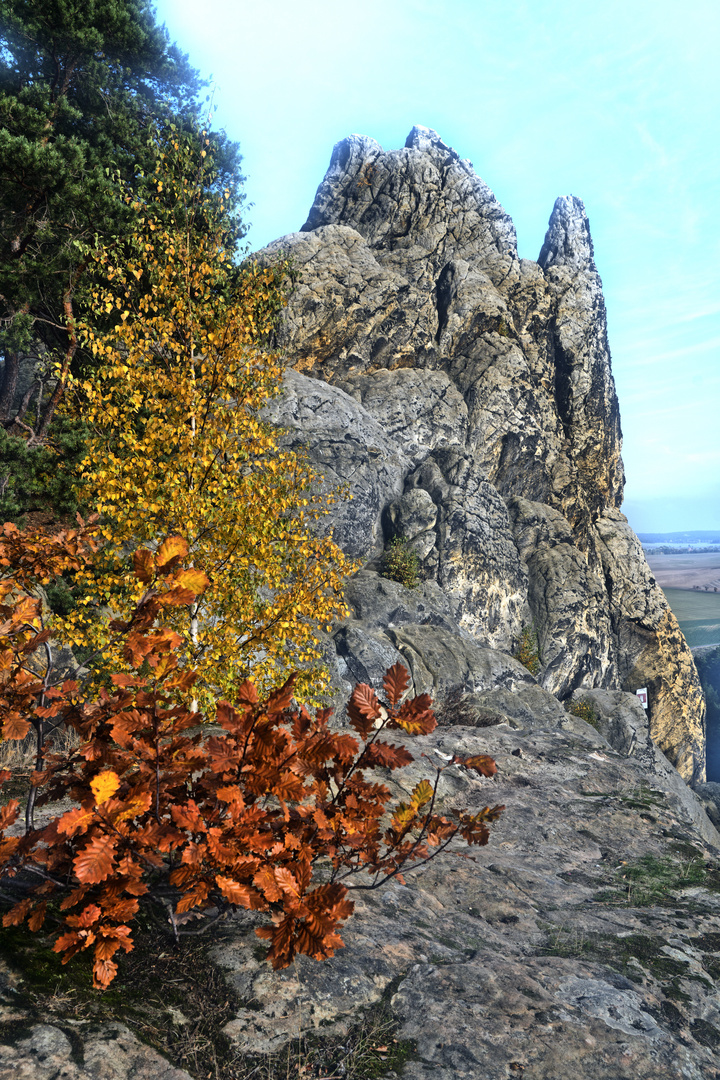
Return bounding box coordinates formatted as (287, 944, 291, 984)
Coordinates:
(211, 707, 720, 1079)
(0, 1020, 193, 1080)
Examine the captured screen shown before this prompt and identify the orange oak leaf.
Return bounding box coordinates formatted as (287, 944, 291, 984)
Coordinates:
(215, 785, 244, 804)
(160, 585, 197, 607)
(172, 568, 210, 595)
(410, 779, 434, 810)
(132, 548, 154, 583)
(2, 715, 32, 740)
(394, 694, 436, 735)
(73, 836, 117, 884)
(2, 897, 32, 927)
(58, 806, 95, 837)
(215, 876, 266, 909)
(347, 684, 382, 737)
(28, 901, 47, 932)
(53, 930, 85, 961)
(176, 881, 210, 913)
(361, 741, 414, 770)
(111, 791, 152, 823)
(66, 903, 102, 929)
(455, 754, 498, 777)
(93, 957, 118, 989)
(59, 885, 92, 911)
(0, 799, 19, 831)
(383, 662, 409, 707)
(254, 865, 283, 903)
(274, 867, 301, 899)
(234, 682, 259, 707)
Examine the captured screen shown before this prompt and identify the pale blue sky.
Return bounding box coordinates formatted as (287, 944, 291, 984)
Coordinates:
(154, 0, 720, 533)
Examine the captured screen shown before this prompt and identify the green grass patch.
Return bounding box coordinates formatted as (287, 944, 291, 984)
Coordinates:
(594, 851, 707, 907)
(662, 587, 720, 646)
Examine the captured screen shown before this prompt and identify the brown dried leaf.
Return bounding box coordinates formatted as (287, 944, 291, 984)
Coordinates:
(156, 535, 189, 570)
(383, 663, 409, 707)
(132, 548, 154, 584)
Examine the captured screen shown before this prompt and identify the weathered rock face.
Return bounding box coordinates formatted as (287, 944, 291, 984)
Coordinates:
(0, 1017, 193, 1079)
(263, 125, 705, 783)
(209, 693, 720, 1078)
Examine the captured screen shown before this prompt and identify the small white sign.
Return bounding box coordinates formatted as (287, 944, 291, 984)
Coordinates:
(636, 687, 648, 710)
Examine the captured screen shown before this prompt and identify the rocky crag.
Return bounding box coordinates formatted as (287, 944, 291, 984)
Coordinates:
(3, 128, 720, 1079)
(262, 124, 704, 786)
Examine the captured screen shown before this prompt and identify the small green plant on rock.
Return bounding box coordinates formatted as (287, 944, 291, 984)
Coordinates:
(596, 852, 708, 906)
(380, 536, 420, 589)
(566, 699, 601, 730)
(513, 625, 540, 675)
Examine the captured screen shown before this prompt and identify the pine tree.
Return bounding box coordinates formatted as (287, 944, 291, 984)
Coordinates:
(0, 0, 240, 517)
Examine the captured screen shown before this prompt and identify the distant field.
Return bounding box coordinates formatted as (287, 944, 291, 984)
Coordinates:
(646, 552, 720, 590)
(661, 587, 720, 647)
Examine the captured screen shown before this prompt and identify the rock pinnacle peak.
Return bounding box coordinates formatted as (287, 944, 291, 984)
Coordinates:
(404, 125, 457, 157)
(538, 194, 597, 273)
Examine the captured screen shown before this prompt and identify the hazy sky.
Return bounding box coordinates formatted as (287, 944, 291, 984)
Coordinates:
(154, 0, 720, 533)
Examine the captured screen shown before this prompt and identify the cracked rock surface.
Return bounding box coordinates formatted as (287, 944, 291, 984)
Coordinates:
(0, 1018, 192, 1080)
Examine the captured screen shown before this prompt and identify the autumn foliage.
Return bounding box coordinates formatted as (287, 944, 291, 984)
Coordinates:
(0, 525, 503, 989)
(58, 136, 353, 709)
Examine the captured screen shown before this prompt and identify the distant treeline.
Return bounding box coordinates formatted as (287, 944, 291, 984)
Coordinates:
(639, 531, 720, 545)
(643, 546, 720, 555)
(695, 647, 720, 781)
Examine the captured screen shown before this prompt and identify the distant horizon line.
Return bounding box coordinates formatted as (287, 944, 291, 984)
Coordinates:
(638, 530, 720, 541)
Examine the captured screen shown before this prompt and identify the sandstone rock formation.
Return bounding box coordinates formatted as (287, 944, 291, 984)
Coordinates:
(3, 126, 716, 1080)
(263, 125, 705, 783)
(0, 1015, 193, 1079)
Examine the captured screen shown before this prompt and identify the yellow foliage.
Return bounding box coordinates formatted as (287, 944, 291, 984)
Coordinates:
(60, 140, 353, 707)
(90, 771, 120, 806)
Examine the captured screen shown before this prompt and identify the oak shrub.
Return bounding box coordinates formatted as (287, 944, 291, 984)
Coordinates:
(0, 522, 504, 989)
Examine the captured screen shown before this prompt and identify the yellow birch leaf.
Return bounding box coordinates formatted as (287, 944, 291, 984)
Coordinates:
(91, 771, 120, 807)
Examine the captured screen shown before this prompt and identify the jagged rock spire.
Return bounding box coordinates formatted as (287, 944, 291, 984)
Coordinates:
(539, 195, 597, 273)
(259, 128, 705, 785)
